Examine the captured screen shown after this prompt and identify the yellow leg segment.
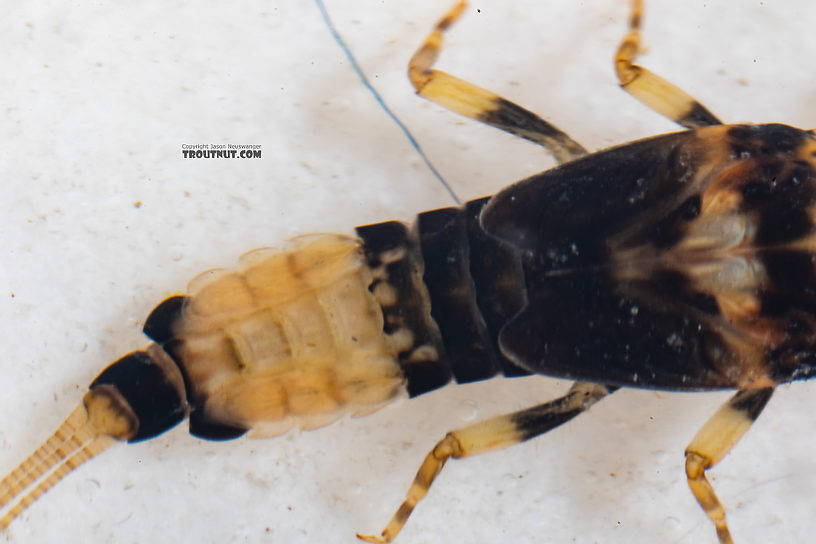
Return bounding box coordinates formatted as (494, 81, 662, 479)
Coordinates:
(357, 382, 612, 543)
(684, 388, 773, 544)
(616, 0, 721, 128)
(409, 1, 586, 164)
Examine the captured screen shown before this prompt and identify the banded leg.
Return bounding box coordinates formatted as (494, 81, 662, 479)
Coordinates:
(616, 0, 721, 128)
(410, 1, 586, 164)
(357, 381, 615, 543)
(684, 387, 774, 544)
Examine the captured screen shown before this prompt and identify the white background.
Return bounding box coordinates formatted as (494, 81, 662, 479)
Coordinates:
(2, 1, 816, 543)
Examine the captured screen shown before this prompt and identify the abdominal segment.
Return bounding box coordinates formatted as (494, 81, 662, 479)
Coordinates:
(166, 235, 407, 438)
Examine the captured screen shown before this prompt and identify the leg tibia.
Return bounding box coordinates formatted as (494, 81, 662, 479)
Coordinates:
(357, 382, 613, 542)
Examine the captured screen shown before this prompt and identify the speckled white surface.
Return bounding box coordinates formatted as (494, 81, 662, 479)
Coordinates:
(2, 1, 816, 543)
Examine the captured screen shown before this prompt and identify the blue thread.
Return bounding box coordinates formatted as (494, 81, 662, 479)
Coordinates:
(314, 0, 461, 205)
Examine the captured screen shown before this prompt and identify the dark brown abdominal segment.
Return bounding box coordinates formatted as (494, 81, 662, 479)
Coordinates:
(417, 206, 501, 383)
(356, 221, 453, 396)
(357, 198, 531, 398)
